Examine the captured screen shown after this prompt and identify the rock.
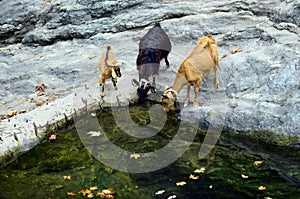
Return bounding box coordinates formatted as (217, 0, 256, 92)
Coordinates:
(0, 0, 299, 165)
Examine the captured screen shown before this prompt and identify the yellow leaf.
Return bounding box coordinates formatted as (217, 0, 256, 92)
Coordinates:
(87, 193, 94, 198)
(63, 175, 71, 180)
(130, 153, 141, 159)
(176, 181, 187, 186)
(258, 186, 266, 190)
(264, 197, 272, 199)
(254, 161, 263, 166)
(79, 189, 91, 196)
(67, 192, 75, 196)
(221, 54, 227, 59)
(194, 167, 206, 173)
(231, 47, 240, 54)
(209, 185, 213, 189)
(89, 186, 98, 191)
(189, 174, 199, 180)
(241, 174, 249, 179)
(102, 189, 113, 195)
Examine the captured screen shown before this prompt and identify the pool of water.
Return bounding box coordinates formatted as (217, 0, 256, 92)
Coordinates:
(0, 103, 299, 199)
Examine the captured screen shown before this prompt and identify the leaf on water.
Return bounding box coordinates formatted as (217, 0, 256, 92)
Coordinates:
(189, 174, 199, 180)
(194, 167, 206, 173)
(130, 153, 141, 159)
(254, 161, 263, 166)
(258, 186, 266, 190)
(87, 131, 102, 137)
(89, 186, 98, 191)
(87, 193, 94, 198)
(241, 174, 249, 179)
(155, 190, 165, 195)
(176, 181, 187, 186)
(79, 189, 92, 196)
(63, 175, 71, 180)
(67, 192, 75, 196)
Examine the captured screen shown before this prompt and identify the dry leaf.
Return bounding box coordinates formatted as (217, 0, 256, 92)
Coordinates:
(87, 193, 94, 198)
(241, 174, 249, 179)
(189, 174, 199, 180)
(101, 189, 113, 195)
(231, 47, 240, 54)
(79, 189, 92, 196)
(254, 161, 263, 166)
(176, 181, 187, 186)
(49, 134, 57, 141)
(87, 131, 102, 137)
(67, 192, 75, 196)
(63, 175, 71, 180)
(0, 101, 6, 107)
(221, 54, 227, 59)
(96, 192, 105, 198)
(35, 84, 46, 92)
(209, 185, 213, 189)
(194, 167, 206, 173)
(89, 186, 98, 191)
(130, 153, 141, 159)
(155, 190, 165, 195)
(258, 186, 266, 190)
(264, 197, 272, 199)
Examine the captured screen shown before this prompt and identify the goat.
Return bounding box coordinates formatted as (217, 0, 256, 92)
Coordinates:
(132, 22, 172, 103)
(98, 46, 123, 98)
(161, 34, 220, 112)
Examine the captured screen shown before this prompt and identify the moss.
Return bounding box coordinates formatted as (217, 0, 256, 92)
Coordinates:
(0, 106, 299, 199)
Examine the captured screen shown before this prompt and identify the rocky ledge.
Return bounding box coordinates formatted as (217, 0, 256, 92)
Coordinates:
(0, 0, 299, 166)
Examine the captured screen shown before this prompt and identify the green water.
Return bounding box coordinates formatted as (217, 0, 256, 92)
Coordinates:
(0, 104, 299, 199)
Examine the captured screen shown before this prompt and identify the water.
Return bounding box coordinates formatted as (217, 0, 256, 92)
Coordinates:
(0, 104, 299, 199)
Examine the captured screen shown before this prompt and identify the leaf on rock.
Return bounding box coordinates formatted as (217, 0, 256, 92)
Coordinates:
(130, 153, 141, 159)
(231, 47, 240, 54)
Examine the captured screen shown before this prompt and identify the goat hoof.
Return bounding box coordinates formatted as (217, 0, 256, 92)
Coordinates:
(193, 103, 199, 107)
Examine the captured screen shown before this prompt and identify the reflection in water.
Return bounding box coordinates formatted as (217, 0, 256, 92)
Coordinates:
(0, 105, 299, 199)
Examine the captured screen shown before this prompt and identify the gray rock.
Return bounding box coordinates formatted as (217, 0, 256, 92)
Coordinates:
(0, 0, 299, 166)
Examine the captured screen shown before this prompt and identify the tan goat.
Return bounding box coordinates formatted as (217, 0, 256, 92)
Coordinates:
(161, 34, 220, 112)
(98, 46, 122, 97)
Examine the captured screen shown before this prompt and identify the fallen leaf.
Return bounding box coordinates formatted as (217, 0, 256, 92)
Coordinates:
(51, 77, 57, 81)
(176, 181, 187, 186)
(258, 186, 266, 190)
(155, 190, 165, 195)
(67, 192, 75, 196)
(167, 195, 177, 199)
(241, 174, 249, 179)
(264, 197, 272, 199)
(254, 160, 263, 166)
(221, 54, 227, 59)
(49, 134, 56, 141)
(231, 47, 240, 54)
(87, 131, 102, 137)
(63, 175, 71, 180)
(194, 167, 206, 173)
(209, 185, 213, 189)
(189, 174, 199, 180)
(87, 193, 94, 198)
(101, 189, 113, 195)
(89, 186, 98, 191)
(35, 84, 46, 92)
(130, 153, 141, 159)
(96, 192, 105, 198)
(79, 189, 91, 196)
(0, 101, 6, 107)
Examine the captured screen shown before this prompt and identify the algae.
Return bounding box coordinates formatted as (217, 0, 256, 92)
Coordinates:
(0, 105, 299, 199)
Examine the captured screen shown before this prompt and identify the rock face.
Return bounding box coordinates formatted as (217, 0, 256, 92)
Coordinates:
(0, 0, 299, 164)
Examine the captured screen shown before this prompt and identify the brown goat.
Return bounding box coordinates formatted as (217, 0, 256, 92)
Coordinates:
(98, 46, 123, 98)
(161, 34, 220, 112)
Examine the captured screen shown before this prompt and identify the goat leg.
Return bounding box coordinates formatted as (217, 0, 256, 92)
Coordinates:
(184, 85, 191, 107)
